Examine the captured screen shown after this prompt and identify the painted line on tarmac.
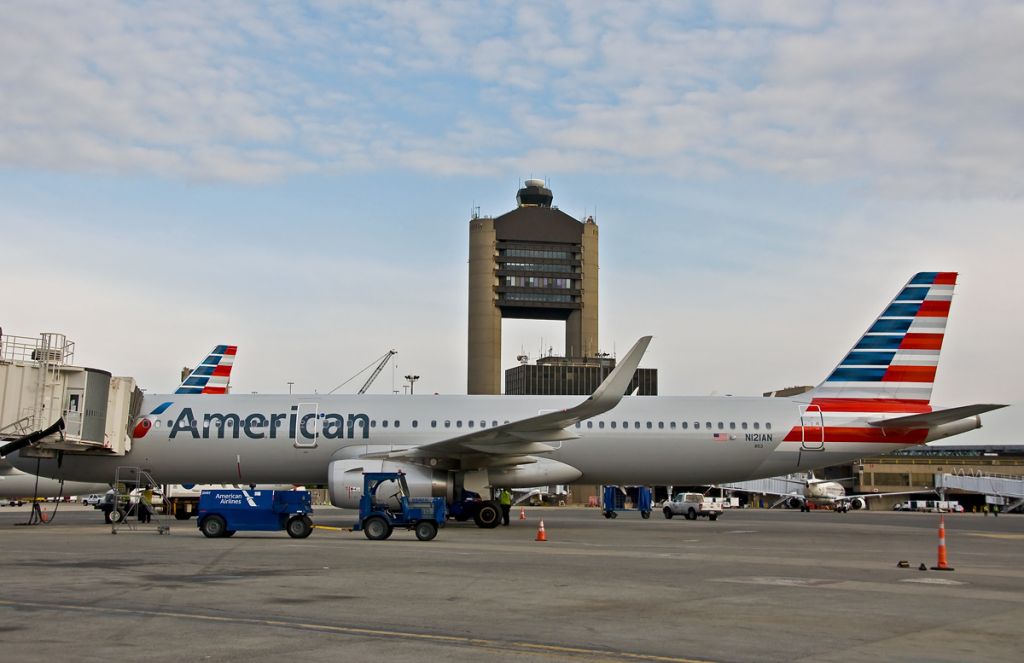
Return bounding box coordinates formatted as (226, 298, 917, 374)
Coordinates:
(966, 533, 1024, 541)
(0, 598, 713, 663)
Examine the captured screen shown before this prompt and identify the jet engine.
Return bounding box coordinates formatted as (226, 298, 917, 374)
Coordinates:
(786, 496, 804, 510)
(849, 497, 866, 510)
(328, 459, 451, 509)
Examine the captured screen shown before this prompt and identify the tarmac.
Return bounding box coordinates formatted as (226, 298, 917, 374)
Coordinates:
(0, 504, 1022, 662)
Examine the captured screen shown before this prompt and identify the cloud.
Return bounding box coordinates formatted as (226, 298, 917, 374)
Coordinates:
(1, 1, 1021, 196)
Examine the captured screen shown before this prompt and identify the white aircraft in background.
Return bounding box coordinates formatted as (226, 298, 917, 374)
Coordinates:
(0, 459, 108, 504)
(725, 471, 932, 513)
(5, 272, 1007, 529)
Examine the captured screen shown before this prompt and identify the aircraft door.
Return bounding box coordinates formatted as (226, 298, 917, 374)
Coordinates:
(799, 404, 824, 451)
(294, 402, 320, 448)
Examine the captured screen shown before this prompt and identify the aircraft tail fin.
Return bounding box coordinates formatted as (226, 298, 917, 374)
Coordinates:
(808, 272, 957, 404)
(175, 345, 237, 394)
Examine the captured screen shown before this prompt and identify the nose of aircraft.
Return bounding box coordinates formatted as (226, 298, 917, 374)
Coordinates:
(132, 417, 152, 439)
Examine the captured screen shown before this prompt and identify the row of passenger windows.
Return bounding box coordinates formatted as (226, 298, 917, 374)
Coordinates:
(362, 419, 771, 431)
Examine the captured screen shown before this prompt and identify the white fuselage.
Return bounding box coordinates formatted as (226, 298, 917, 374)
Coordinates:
(10, 393, 920, 488)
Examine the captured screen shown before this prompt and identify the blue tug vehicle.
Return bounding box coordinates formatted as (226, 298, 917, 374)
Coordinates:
(196, 489, 313, 538)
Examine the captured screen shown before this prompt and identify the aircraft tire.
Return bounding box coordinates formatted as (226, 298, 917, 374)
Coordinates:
(663, 507, 674, 519)
(200, 515, 227, 538)
(641, 511, 651, 520)
(609, 511, 618, 519)
(224, 531, 236, 537)
(415, 520, 438, 541)
(473, 501, 501, 529)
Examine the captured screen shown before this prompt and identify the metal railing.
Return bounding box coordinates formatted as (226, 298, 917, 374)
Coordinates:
(0, 332, 75, 365)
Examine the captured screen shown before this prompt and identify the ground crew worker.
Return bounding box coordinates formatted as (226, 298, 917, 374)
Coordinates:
(139, 485, 153, 523)
(499, 488, 512, 526)
(982, 504, 989, 516)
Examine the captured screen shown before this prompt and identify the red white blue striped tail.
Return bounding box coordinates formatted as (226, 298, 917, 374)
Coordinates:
(808, 272, 956, 404)
(175, 345, 237, 394)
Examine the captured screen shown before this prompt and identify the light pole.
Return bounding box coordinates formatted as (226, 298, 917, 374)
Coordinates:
(287, 381, 294, 395)
(405, 374, 420, 395)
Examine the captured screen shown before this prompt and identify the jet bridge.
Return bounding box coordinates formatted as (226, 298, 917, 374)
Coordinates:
(936, 471, 1024, 512)
(0, 331, 141, 458)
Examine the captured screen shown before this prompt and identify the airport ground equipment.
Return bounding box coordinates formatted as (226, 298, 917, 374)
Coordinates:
(662, 493, 723, 521)
(196, 489, 313, 539)
(601, 485, 653, 519)
(353, 471, 446, 541)
(109, 467, 170, 534)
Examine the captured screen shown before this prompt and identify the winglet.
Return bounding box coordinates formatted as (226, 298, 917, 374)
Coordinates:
(585, 336, 653, 409)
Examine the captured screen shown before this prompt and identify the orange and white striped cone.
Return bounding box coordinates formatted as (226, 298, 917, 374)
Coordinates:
(931, 515, 954, 571)
(519, 506, 526, 521)
(535, 519, 547, 542)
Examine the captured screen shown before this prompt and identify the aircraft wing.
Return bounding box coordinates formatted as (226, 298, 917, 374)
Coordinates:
(381, 336, 652, 462)
(868, 404, 1007, 428)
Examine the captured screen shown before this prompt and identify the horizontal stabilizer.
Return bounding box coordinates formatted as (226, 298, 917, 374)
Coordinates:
(870, 404, 1007, 428)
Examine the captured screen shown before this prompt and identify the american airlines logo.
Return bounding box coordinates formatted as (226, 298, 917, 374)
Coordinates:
(167, 406, 371, 440)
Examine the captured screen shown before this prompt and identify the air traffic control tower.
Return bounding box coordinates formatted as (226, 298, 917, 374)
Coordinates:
(468, 180, 599, 394)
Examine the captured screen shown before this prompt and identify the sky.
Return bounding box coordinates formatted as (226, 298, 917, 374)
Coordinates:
(1, 1, 1021, 443)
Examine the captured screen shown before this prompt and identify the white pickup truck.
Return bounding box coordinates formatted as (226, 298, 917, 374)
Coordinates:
(662, 493, 724, 521)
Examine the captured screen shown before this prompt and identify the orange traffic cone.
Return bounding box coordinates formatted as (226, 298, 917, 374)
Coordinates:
(535, 519, 547, 542)
(519, 506, 526, 521)
(931, 516, 954, 571)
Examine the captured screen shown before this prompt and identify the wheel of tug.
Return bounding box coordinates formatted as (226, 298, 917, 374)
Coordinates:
(200, 515, 226, 538)
(363, 515, 392, 540)
(708, 513, 718, 521)
(415, 520, 438, 541)
(473, 501, 502, 529)
(286, 515, 313, 539)
(663, 507, 674, 519)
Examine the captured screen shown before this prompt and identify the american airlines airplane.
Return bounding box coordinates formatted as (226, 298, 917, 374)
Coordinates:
(6, 272, 1006, 528)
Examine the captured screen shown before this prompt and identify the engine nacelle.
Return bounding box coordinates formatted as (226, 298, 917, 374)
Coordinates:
(849, 497, 866, 510)
(328, 459, 452, 509)
(786, 496, 804, 510)
(487, 459, 582, 488)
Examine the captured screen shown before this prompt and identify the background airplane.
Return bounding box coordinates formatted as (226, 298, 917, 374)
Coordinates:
(723, 471, 932, 513)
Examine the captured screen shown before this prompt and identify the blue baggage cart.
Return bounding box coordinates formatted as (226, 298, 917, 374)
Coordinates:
(602, 485, 653, 519)
(197, 489, 313, 538)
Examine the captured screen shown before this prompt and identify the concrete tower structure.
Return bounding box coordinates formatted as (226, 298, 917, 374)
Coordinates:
(467, 180, 599, 394)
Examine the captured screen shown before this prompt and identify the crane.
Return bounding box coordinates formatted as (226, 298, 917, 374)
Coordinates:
(359, 349, 397, 394)
(326, 350, 397, 395)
